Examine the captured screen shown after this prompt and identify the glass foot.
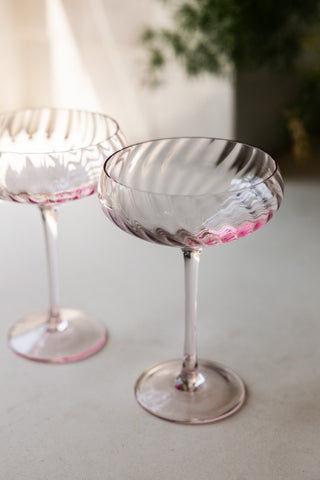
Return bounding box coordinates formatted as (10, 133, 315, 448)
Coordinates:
(135, 359, 246, 424)
(8, 309, 108, 363)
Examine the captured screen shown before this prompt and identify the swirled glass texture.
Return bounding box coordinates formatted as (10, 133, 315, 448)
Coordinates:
(99, 137, 284, 248)
(0, 108, 126, 205)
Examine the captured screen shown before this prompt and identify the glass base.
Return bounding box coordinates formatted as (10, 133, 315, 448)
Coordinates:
(135, 359, 246, 424)
(8, 309, 108, 363)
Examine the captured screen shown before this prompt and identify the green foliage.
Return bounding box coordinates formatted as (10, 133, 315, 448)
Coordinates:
(142, 0, 320, 77)
(143, 0, 320, 163)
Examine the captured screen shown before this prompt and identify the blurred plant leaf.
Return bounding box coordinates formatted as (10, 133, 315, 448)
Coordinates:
(142, 0, 320, 78)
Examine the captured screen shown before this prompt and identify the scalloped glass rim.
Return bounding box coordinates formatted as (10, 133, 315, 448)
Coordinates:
(103, 136, 280, 198)
(0, 107, 121, 155)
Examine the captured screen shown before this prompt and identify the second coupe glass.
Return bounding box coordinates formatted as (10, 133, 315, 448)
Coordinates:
(99, 137, 284, 424)
(0, 108, 126, 363)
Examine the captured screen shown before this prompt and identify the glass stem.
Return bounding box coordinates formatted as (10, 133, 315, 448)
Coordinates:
(40, 205, 67, 332)
(175, 248, 205, 392)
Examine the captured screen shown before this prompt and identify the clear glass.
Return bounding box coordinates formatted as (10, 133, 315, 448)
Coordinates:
(99, 137, 284, 424)
(0, 108, 126, 363)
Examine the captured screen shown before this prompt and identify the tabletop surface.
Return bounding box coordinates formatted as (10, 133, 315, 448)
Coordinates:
(0, 179, 319, 479)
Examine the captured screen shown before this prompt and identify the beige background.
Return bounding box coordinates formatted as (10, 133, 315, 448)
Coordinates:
(0, 0, 233, 143)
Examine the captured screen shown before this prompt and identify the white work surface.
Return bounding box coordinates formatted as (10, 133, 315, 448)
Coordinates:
(0, 179, 319, 479)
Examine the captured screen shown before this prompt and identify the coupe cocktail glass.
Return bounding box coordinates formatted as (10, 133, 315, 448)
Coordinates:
(0, 108, 126, 362)
(99, 137, 284, 423)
